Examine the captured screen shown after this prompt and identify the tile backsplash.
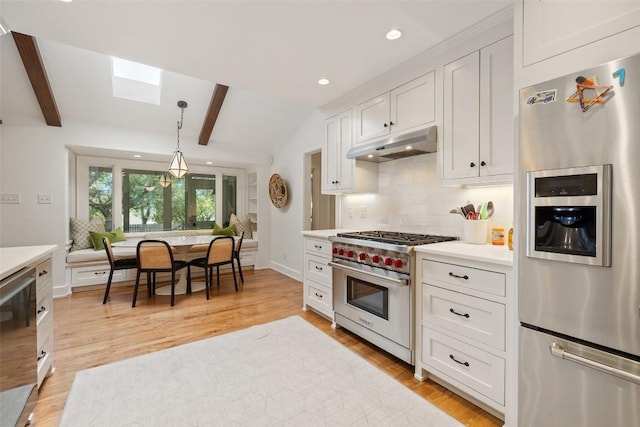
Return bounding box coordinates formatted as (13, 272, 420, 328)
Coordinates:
(340, 153, 514, 240)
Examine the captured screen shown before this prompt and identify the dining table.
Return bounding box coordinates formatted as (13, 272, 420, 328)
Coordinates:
(113, 235, 227, 296)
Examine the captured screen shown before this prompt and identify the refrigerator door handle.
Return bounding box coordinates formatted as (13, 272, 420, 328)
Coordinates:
(550, 342, 640, 385)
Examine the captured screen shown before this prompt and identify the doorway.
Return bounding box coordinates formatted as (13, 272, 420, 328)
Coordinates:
(304, 150, 335, 230)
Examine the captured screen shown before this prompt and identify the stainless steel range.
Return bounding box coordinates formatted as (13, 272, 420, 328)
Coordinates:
(329, 231, 457, 364)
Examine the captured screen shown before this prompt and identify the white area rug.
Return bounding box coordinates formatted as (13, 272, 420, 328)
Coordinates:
(60, 316, 463, 426)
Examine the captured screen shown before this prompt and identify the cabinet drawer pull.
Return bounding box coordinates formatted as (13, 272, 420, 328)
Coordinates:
(37, 306, 47, 315)
(314, 266, 323, 272)
(449, 354, 469, 367)
(449, 308, 470, 318)
(37, 350, 47, 362)
(383, 122, 389, 128)
(448, 272, 469, 280)
(94, 271, 107, 276)
(314, 244, 323, 250)
(315, 292, 323, 299)
(39, 269, 48, 277)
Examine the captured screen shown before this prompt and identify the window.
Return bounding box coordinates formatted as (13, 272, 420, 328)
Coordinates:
(76, 157, 244, 233)
(89, 166, 114, 230)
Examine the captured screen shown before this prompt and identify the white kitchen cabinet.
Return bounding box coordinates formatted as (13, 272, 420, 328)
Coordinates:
(302, 236, 333, 319)
(443, 36, 513, 184)
(322, 109, 377, 194)
(414, 246, 514, 421)
(522, 1, 640, 67)
(36, 256, 54, 388)
(355, 71, 435, 144)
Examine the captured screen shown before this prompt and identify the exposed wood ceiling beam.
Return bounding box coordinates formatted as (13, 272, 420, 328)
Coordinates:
(198, 83, 228, 145)
(12, 31, 61, 127)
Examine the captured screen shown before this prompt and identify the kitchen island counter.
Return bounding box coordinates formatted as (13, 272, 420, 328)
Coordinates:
(0, 245, 58, 280)
(415, 241, 513, 267)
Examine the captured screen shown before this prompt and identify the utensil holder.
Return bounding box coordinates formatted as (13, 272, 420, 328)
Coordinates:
(464, 220, 489, 244)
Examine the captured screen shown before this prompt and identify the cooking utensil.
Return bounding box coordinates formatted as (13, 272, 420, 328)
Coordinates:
(485, 201, 494, 218)
(466, 211, 482, 220)
(463, 204, 475, 216)
(449, 207, 464, 216)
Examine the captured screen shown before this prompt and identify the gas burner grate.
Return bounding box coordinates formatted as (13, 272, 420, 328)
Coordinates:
(336, 231, 457, 246)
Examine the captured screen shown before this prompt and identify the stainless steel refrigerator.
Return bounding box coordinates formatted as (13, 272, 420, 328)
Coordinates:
(518, 54, 640, 425)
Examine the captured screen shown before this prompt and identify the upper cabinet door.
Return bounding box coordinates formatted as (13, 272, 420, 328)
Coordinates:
(390, 71, 436, 134)
(522, 0, 640, 66)
(480, 36, 513, 177)
(443, 51, 480, 180)
(355, 93, 390, 143)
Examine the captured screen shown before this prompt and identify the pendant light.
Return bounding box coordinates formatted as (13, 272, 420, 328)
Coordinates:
(168, 100, 189, 178)
(158, 172, 171, 187)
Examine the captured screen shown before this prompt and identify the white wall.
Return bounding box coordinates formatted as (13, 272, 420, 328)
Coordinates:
(341, 154, 513, 241)
(268, 110, 323, 281)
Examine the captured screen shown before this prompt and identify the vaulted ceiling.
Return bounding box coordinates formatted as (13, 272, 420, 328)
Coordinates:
(0, 0, 511, 165)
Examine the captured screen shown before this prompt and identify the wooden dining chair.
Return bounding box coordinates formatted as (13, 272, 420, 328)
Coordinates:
(188, 236, 237, 300)
(133, 240, 188, 307)
(102, 237, 137, 304)
(233, 232, 245, 284)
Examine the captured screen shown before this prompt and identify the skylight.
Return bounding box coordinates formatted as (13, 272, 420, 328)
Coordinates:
(111, 56, 163, 105)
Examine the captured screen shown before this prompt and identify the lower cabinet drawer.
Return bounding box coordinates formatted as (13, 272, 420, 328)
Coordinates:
(37, 333, 53, 387)
(72, 264, 128, 286)
(304, 253, 332, 285)
(422, 327, 505, 405)
(423, 284, 505, 351)
(305, 280, 332, 315)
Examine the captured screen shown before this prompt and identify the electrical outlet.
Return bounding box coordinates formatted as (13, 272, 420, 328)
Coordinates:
(38, 194, 53, 204)
(0, 193, 20, 204)
(360, 205, 366, 219)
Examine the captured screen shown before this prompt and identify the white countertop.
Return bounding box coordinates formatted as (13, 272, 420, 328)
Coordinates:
(0, 245, 58, 280)
(415, 241, 513, 267)
(301, 229, 353, 239)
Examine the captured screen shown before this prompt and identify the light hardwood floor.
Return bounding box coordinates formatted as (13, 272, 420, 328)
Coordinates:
(35, 268, 502, 426)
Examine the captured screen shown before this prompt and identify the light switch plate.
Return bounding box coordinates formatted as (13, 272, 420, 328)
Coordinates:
(38, 194, 53, 204)
(0, 193, 20, 204)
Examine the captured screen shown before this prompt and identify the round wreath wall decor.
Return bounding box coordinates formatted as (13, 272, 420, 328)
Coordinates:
(269, 174, 289, 208)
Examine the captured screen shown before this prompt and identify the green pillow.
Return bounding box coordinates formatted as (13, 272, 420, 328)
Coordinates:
(89, 227, 127, 251)
(212, 223, 236, 236)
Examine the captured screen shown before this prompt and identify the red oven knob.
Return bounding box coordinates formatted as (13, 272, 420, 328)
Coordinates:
(347, 250, 355, 258)
(394, 259, 404, 268)
(332, 247, 338, 254)
(371, 255, 380, 263)
(384, 257, 393, 266)
(358, 252, 366, 261)
(338, 248, 345, 256)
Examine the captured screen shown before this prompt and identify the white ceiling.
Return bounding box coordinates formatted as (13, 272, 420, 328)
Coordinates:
(0, 0, 511, 164)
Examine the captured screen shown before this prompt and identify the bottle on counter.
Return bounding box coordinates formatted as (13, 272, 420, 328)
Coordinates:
(492, 227, 505, 246)
(508, 227, 514, 251)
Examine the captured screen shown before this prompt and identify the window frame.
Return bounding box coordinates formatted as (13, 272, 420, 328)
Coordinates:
(75, 155, 247, 232)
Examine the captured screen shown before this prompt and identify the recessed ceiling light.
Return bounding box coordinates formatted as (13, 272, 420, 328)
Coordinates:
(133, 154, 142, 158)
(60, 0, 73, 3)
(367, 154, 374, 158)
(205, 161, 213, 165)
(386, 28, 403, 41)
(318, 78, 330, 86)
(405, 145, 413, 150)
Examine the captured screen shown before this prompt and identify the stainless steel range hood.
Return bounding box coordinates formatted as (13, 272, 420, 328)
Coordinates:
(346, 126, 437, 163)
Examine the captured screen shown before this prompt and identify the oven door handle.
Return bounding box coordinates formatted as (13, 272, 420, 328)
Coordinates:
(328, 261, 408, 287)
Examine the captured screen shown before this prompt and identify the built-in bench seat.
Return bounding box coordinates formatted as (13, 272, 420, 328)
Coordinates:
(66, 229, 257, 290)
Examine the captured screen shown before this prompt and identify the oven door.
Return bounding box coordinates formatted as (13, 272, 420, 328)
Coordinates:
(330, 261, 412, 363)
